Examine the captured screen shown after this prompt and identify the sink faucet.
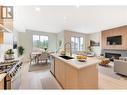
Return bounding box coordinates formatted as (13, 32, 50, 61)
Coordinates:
(64, 42, 72, 56)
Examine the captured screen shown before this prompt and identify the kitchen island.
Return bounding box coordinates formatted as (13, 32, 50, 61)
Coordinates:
(51, 53, 101, 89)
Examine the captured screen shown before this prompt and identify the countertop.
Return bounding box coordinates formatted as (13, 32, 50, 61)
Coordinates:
(0, 73, 6, 81)
(51, 53, 101, 69)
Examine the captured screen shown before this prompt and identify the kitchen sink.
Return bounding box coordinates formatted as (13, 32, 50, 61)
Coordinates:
(59, 55, 74, 60)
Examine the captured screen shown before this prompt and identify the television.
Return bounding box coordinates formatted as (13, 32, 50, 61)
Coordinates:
(107, 35, 122, 45)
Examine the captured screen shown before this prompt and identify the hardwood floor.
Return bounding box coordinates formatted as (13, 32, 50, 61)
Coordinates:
(20, 62, 127, 89)
(99, 73, 127, 89)
(20, 62, 61, 89)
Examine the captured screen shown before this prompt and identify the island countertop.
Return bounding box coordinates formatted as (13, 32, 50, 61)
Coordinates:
(51, 53, 101, 69)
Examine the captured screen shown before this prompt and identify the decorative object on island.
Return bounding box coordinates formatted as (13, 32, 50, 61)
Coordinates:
(76, 55, 87, 62)
(4, 49, 14, 60)
(18, 46, 24, 56)
(56, 40, 62, 53)
(99, 58, 110, 66)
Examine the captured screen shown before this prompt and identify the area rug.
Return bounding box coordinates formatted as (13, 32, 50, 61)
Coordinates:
(98, 62, 127, 80)
(29, 62, 51, 72)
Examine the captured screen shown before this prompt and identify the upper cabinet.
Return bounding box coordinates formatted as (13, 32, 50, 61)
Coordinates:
(101, 25, 127, 50)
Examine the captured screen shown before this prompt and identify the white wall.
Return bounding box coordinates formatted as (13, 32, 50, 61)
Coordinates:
(64, 30, 86, 50)
(0, 32, 13, 56)
(18, 29, 57, 61)
(86, 32, 101, 56)
(56, 31, 64, 50)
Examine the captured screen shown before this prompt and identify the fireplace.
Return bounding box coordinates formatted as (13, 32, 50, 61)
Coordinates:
(105, 53, 121, 61)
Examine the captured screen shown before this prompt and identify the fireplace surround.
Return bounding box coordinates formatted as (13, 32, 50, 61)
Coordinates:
(105, 52, 121, 61)
(102, 49, 127, 61)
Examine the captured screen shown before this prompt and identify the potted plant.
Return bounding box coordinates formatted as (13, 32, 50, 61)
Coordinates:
(18, 46, 24, 56)
(5, 49, 14, 60)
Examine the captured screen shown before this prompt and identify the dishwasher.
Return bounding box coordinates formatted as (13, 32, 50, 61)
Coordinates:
(50, 56, 55, 76)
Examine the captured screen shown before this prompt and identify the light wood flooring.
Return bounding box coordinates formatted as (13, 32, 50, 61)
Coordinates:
(19, 62, 127, 89)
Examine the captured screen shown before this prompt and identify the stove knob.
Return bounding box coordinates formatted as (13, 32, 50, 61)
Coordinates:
(14, 70, 17, 73)
(9, 74, 12, 78)
(13, 72, 15, 76)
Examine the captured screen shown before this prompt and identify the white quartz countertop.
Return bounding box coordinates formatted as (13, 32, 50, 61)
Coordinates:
(0, 73, 6, 81)
(51, 53, 101, 69)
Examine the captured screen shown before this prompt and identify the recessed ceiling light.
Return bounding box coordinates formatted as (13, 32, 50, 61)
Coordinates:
(64, 16, 67, 20)
(76, 4, 80, 8)
(35, 7, 40, 12)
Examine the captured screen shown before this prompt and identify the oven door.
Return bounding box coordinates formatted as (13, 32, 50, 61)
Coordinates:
(11, 68, 21, 89)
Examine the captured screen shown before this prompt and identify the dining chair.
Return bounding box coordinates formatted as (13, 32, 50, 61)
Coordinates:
(37, 52, 49, 64)
(29, 53, 37, 71)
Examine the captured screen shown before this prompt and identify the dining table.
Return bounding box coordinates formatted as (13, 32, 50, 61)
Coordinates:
(30, 50, 54, 64)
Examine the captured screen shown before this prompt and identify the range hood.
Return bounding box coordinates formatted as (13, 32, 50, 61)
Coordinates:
(0, 24, 12, 32)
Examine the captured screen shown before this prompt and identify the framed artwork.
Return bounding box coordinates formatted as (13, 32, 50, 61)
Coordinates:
(1, 6, 13, 19)
(90, 40, 100, 46)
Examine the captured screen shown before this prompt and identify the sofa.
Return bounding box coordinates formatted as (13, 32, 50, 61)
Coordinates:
(114, 57, 127, 76)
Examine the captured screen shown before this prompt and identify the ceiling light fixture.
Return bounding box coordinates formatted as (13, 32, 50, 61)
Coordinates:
(35, 7, 40, 12)
(76, 3, 80, 8)
(64, 16, 67, 20)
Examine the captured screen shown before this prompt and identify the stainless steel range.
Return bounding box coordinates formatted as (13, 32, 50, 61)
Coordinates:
(0, 60, 22, 89)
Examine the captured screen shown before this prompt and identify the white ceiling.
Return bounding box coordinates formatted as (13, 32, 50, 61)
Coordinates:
(13, 6, 127, 34)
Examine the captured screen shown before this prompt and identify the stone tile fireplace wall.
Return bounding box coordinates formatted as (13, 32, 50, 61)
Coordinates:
(102, 49, 127, 58)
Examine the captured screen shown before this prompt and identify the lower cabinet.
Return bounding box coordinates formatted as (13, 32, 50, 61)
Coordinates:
(65, 64, 78, 89)
(54, 57, 98, 89)
(0, 78, 4, 89)
(55, 58, 66, 88)
(0, 32, 3, 44)
(54, 58, 78, 89)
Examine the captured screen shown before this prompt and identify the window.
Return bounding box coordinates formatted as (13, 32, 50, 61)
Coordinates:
(33, 35, 48, 49)
(71, 36, 83, 53)
(40, 36, 48, 48)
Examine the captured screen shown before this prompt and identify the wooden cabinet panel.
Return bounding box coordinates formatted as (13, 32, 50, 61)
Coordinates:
(54, 58, 78, 89)
(54, 57, 98, 89)
(0, 32, 3, 44)
(101, 26, 127, 50)
(65, 64, 78, 89)
(54, 58, 66, 88)
(78, 64, 98, 89)
(0, 78, 4, 89)
(54, 58, 59, 80)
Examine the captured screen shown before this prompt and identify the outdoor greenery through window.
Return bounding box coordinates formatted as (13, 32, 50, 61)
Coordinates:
(71, 36, 83, 53)
(33, 35, 48, 49)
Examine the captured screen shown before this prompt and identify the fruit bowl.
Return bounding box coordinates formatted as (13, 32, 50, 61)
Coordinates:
(77, 59, 86, 62)
(76, 55, 87, 62)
